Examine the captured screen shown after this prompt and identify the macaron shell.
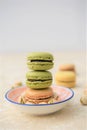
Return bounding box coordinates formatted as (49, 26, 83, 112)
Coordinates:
(55, 71, 76, 82)
(27, 62, 53, 70)
(56, 81, 76, 88)
(27, 52, 54, 61)
(59, 64, 75, 71)
(26, 80, 52, 89)
(26, 71, 52, 80)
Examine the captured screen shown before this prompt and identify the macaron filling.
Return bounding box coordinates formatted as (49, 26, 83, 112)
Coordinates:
(58, 80, 75, 83)
(30, 60, 52, 62)
(27, 79, 52, 82)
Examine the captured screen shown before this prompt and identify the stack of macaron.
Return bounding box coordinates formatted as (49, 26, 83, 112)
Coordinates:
(55, 64, 76, 88)
(19, 52, 58, 104)
(26, 52, 54, 89)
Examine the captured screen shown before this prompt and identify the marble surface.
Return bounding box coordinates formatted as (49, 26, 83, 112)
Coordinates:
(0, 52, 86, 130)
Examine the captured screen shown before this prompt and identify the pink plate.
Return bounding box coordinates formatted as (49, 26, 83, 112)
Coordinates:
(5, 86, 74, 106)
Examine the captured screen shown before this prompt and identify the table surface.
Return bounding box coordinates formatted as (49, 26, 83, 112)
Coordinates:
(0, 52, 86, 130)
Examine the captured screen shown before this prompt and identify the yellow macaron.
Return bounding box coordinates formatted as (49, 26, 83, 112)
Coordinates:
(55, 71, 76, 88)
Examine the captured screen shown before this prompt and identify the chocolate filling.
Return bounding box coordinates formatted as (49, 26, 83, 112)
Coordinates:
(27, 79, 52, 82)
(30, 60, 52, 62)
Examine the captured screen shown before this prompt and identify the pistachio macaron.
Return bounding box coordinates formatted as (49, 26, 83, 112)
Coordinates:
(26, 71, 52, 89)
(55, 71, 76, 88)
(27, 52, 54, 70)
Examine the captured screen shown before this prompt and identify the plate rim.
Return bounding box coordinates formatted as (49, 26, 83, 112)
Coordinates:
(5, 86, 74, 106)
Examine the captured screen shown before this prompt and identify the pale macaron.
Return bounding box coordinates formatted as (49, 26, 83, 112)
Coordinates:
(21, 87, 54, 104)
(59, 64, 75, 72)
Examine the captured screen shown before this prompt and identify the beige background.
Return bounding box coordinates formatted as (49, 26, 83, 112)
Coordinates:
(0, 52, 86, 130)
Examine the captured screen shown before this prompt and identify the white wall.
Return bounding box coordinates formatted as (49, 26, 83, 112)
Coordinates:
(85, 0, 87, 50)
(0, 0, 86, 53)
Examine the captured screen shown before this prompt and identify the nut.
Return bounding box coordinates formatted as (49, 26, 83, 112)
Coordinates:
(11, 81, 22, 88)
(80, 95, 87, 105)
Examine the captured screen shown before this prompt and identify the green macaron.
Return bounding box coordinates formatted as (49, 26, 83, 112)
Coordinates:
(26, 71, 52, 89)
(27, 52, 54, 70)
